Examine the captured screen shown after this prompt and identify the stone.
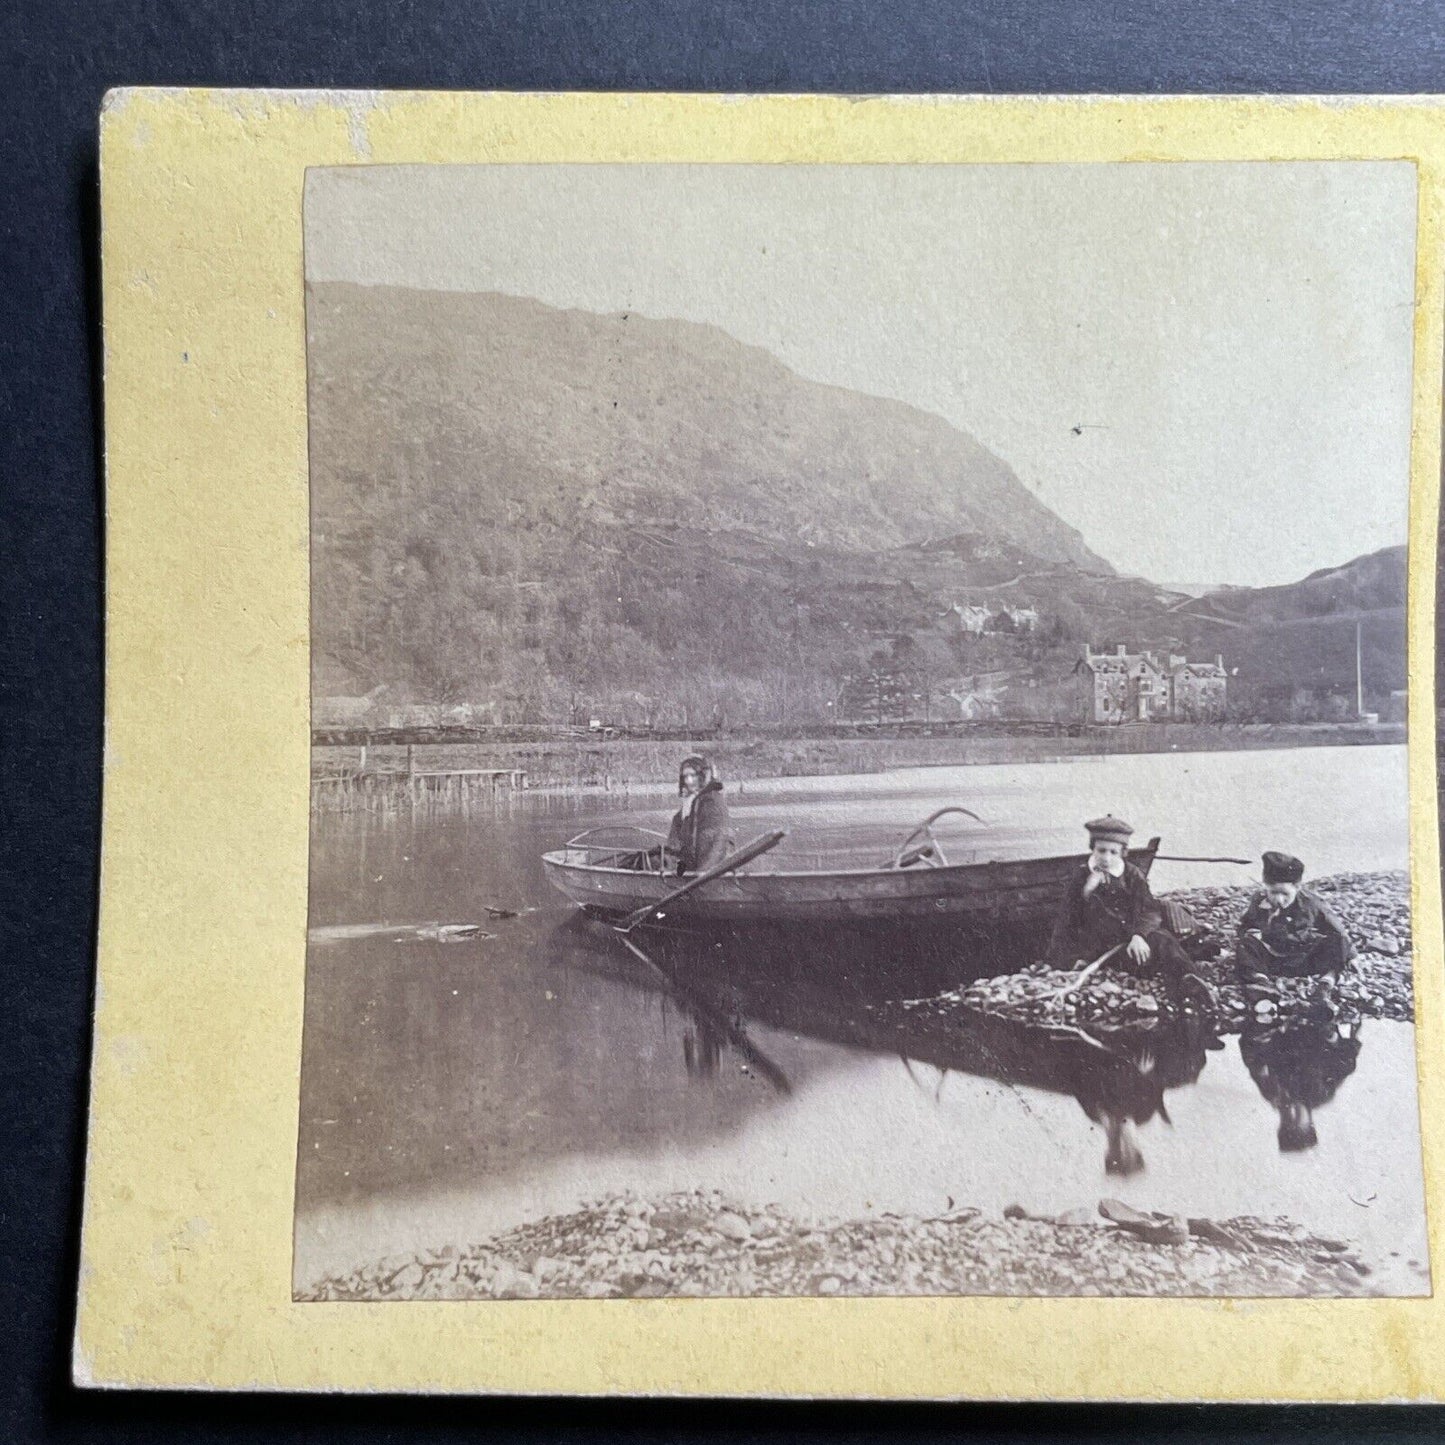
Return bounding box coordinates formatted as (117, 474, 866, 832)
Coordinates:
(1098, 1198, 1154, 1228)
(1055, 1207, 1098, 1228)
(1003, 1203, 1029, 1220)
(817, 1275, 842, 1295)
(491, 1263, 536, 1298)
(1133, 1215, 1191, 1247)
(1368, 934, 1402, 956)
(390, 1262, 425, 1293)
(715, 1211, 752, 1242)
(1187, 1219, 1250, 1251)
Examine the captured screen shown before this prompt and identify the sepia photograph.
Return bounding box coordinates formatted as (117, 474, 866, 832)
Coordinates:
(293, 159, 1427, 1303)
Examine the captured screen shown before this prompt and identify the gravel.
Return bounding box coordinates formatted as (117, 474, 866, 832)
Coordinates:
(882, 870, 1412, 1036)
(301, 1190, 1383, 1301)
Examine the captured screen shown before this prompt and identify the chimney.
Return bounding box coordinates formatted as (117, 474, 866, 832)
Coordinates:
(1116, 644, 1126, 657)
(1216, 654, 1223, 670)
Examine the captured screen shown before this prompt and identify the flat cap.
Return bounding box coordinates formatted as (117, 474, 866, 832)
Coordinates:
(1085, 815, 1134, 845)
(1262, 851, 1305, 884)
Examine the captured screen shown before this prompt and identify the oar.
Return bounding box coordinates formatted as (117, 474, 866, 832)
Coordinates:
(1152, 853, 1252, 865)
(613, 829, 787, 934)
(616, 934, 794, 1096)
(1047, 943, 1125, 1000)
(989, 943, 1124, 1022)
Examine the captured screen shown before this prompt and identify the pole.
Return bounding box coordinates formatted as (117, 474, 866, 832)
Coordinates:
(1355, 620, 1364, 717)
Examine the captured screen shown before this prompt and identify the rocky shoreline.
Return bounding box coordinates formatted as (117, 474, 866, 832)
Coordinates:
(302, 1189, 1393, 1302)
(887, 870, 1412, 1036)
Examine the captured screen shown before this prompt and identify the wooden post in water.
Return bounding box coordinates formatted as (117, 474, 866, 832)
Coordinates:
(357, 744, 367, 774)
(407, 744, 416, 778)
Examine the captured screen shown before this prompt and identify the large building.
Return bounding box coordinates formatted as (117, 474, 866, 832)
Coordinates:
(1075, 644, 1227, 723)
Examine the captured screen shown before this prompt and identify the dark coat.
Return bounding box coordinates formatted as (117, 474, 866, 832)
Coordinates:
(1237, 887, 1355, 974)
(665, 780, 730, 874)
(1047, 861, 1166, 965)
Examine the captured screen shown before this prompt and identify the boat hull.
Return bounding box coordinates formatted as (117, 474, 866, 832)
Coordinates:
(541, 839, 1160, 929)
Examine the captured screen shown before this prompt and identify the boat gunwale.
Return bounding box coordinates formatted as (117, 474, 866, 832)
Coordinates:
(540, 842, 1159, 885)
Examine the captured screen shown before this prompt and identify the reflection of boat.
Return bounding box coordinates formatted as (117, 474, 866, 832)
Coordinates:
(552, 915, 1222, 1177)
(542, 808, 1163, 934)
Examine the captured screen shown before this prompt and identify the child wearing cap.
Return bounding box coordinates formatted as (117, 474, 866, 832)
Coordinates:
(1047, 815, 1214, 1013)
(1236, 851, 1355, 1007)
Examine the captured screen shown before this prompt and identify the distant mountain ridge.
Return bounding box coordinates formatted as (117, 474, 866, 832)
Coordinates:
(306, 283, 1404, 721)
(307, 283, 1108, 569)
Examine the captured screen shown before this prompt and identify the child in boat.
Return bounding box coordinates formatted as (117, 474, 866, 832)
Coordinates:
(1047, 815, 1214, 1013)
(1235, 851, 1355, 1010)
(663, 754, 731, 876)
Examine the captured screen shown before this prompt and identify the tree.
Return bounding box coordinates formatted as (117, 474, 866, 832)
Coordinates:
(841, 647, 910, 724)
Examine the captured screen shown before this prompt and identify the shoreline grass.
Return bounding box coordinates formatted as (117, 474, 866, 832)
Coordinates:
(311, 721, 1404, 803)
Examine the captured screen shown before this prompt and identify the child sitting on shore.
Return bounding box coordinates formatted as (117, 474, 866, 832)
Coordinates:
(1046, 814, 1215, 1014)
(1236, 851, 1355, 1013)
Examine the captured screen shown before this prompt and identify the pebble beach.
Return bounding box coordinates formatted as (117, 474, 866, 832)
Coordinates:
(304, 1189, 1394, 1301)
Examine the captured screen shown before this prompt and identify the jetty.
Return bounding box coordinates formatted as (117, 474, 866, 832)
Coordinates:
(312, 740, 528, 811)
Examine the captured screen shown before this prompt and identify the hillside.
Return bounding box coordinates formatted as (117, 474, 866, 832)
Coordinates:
(308, 283, 1106, 555)
(1167, 547, 1407, 710)
(307, 283, 1405, 726)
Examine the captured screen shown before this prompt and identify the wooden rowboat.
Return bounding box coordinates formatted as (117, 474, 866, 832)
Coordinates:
(542, 807, 1163, 930)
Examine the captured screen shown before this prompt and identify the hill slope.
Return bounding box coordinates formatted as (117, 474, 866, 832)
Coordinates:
(306, 283, 1404, 723)
(307, 283, 1106, 566)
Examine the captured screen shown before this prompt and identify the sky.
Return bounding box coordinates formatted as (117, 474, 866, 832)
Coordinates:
(306, 161, 1417, 588)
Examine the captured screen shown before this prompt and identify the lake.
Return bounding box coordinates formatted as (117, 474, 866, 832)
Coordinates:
(294, 745, 1428, 1295)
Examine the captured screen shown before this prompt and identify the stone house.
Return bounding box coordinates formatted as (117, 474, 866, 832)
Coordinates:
(945, 602, 994, 636)
(1075, 644, 1227, 722)
(1165, 653, 1228, 721)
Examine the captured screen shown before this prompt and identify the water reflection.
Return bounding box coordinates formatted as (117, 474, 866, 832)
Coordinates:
(1240, 1013, 1364, 1153)
(573, 918, 1365, 1187)
(1067, 1016, 1224, 1177)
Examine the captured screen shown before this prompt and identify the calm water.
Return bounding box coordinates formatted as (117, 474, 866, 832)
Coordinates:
(294, 746, 1428, 1294)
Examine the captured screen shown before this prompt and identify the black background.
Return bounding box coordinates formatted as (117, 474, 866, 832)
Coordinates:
(6, 1, 1445, 1440)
